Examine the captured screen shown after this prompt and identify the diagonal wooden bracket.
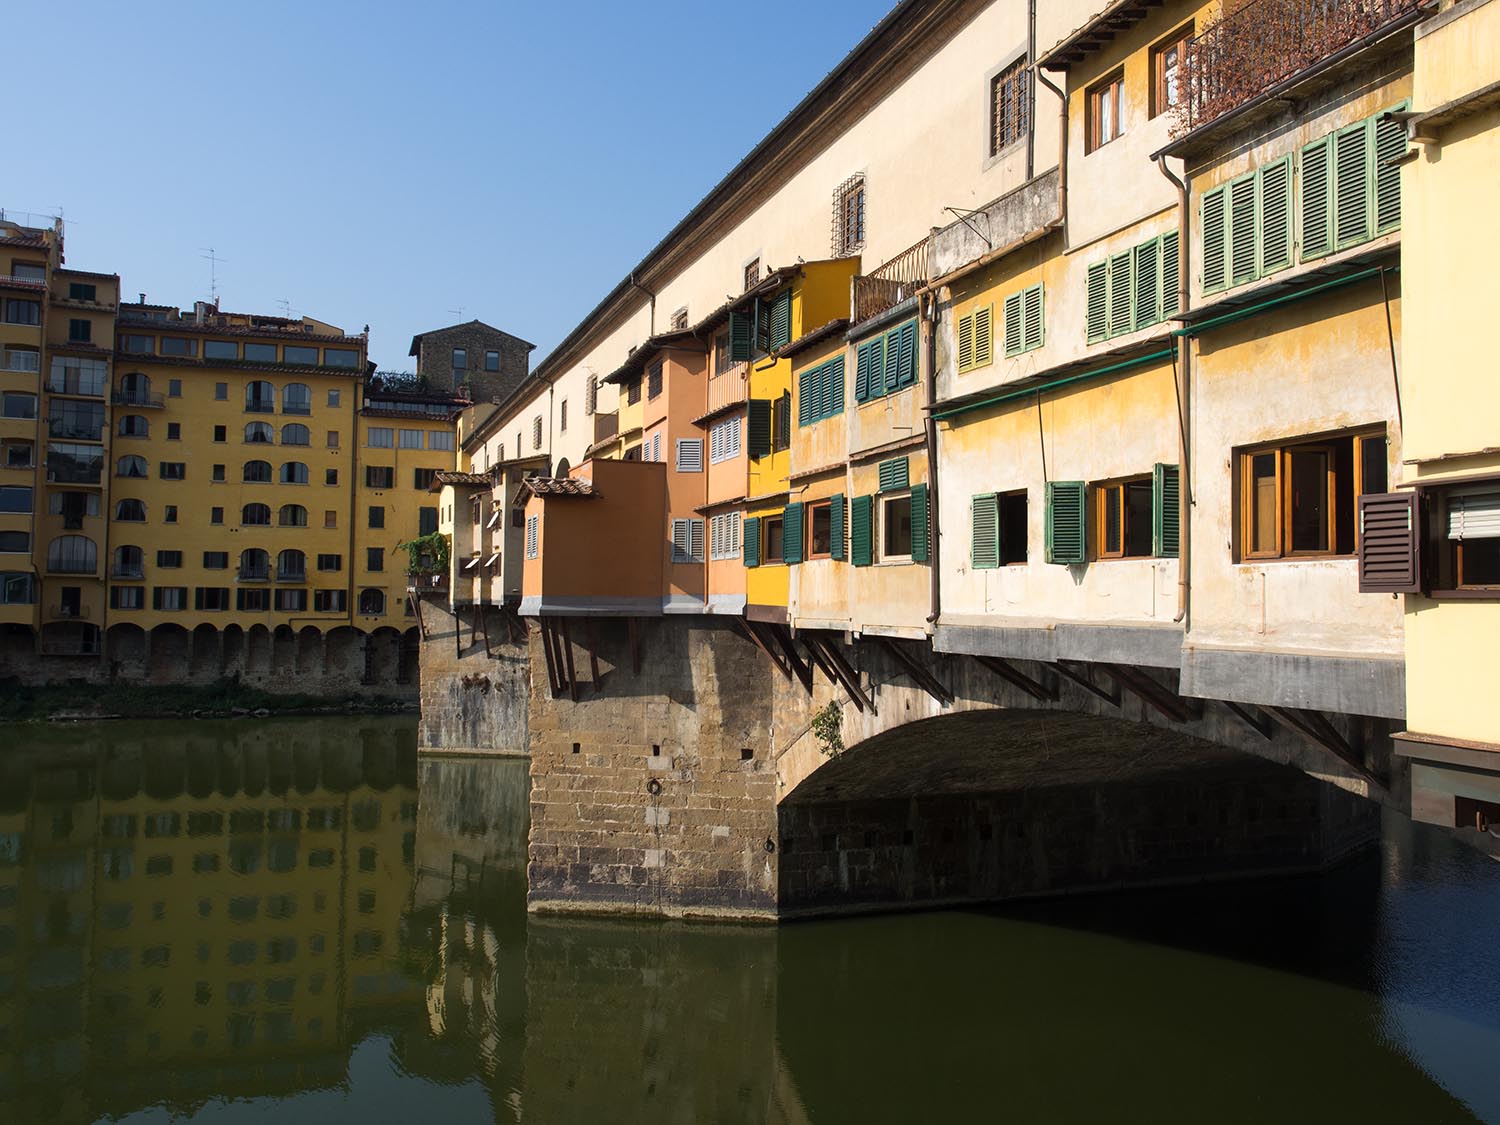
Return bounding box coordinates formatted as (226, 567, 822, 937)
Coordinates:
(1052, 659, 1121, 709)
(1266, 706, 1381, 787)
(1221, 699, 1274, 740)
(808, 635, 873, 714)
(973, 654, 1057, 703)
(875, 638, 953, 705)
(771, 624, 814, 695)
(1101, 663, 1198, 724)
(737, 619, 792, 681)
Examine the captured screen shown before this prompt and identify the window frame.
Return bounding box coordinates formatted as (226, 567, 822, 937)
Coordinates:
(1087, 70, 1126, 153)
(988, 55, 1032, 159)
(807, 500, 833, 560)
(832, 175, 867, 257)
(1237, 429, 1386, 562)
(1151, 25, 1193, 119)
(880, 491, 914, 564)
(1093, 475, 1155, 560)
(762, 515, 785, 566)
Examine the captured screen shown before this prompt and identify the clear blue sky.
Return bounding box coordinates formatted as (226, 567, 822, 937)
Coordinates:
(8, 0, 896, 372)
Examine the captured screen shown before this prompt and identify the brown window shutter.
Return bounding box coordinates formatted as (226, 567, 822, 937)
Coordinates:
(1357, 491, 1421, 593)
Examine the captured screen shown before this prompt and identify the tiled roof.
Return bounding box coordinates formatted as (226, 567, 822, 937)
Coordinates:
(515, 477, 600, 502)
(601, 329, 705, 385)
(777, 318, 849, 362)
(433, 471, 491, 488)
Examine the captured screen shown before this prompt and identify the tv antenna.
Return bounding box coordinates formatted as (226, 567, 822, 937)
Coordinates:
(448, 306, 465, 319)
(276, 298, 292, 318)
(199, 247, 226, 302)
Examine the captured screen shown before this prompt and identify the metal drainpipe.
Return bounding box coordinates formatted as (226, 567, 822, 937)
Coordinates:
(1156, 154, 1192, 627)
(923, 292, 941, 627)
(629, 273, 657, 338)
(1034, 67, 1068, 230)
(1026, 0, 1036, 182)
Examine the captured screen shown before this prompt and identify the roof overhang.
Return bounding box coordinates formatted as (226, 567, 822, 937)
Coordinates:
(1039, 0, 1164, 71)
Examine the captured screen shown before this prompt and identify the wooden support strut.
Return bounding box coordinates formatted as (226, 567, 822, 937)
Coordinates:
(973, 654, 1057, 703)
(1266, 706, 1380, 787)
(585, 618, 602, 694)
(878, 638, 954, 705)
(809, 636, 873, 714)
(801, 635, 838, 686)
(1052, 659, 1121, 708)
(538, 617, 561, 697)
(1221, 699, 1274, 740)
(559, 617, 579, 702)
(412, 592, 428, 641)
(454, 605, 463, 659)
(627, 616, 641, 676)
(771, 625, 814, 694)
(1101, 663, 1197, 724)
(738, 619, 792, 680)
(480, 605, 493, 659)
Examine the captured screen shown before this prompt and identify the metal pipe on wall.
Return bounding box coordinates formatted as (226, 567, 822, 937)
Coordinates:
(1155, 154, 1192, 627)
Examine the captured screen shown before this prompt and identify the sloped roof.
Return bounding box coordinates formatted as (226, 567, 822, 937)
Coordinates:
(514, 477, 600, 503)
(409, 319, 536, 356)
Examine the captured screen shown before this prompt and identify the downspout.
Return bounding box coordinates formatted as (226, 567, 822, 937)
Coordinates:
(1025, 0, 1037, 182)
(629, 273, 657, 338)
(1156, 154, 1191, 627)
(922, 292, 941, 627)
(1034, 67, 1068, 229)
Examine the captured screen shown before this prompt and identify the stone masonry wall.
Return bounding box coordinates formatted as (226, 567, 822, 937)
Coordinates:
(416, 322, 531, 406)
(416, 602, 530, 753)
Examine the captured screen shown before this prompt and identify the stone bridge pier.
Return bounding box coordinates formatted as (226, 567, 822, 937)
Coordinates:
(522, 615, 1389, 921)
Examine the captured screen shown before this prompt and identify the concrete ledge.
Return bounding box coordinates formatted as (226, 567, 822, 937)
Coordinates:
(519, 596, 662, 617)
(1180, 645, 1404, 719)
(418, 745, 529, 758)
(662, 595, 709, 614)
(934, 620, 1182, 667)
(934, 621, 1056, 662)
(706, 594, 747, 615)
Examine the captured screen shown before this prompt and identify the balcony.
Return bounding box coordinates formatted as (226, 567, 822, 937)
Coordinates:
(47, 377, 105, 398)
(705, 367, 749, 417)
(46, 560, 97, 576)
(110, 564, 144, 579)
(1177, 0, 1426, 135)
(111, 390, 165, 409)
(592, 409, 619, 447)
(48, 605, 91, 621)
(238, 567, 270, 582)
(408, 570, 449, 594)
(48, 419, 105, 442)
(244, 400, 276, 414)
(851, 236, 930, 325)
(275, 568, 306, 584)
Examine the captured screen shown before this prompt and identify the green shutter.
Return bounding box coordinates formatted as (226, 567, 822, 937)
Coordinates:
(897, 321, 918, 387)
(1133, 239, 1161, 331)
(1300, 135, 1333, 261)
(1003, 291, 1024, 357)
(1108, 251, 1133, 337)
(729, 310, 754, 362)
(957, 310, 975, 372)
(798, 368, 816, 427)
(783, 502, 804, 564)
(882, 324, 902, 392)
(856, 336, 884, 401)
(829, 493, 846, 560)
(1086, 261, 1109, 343)
(1161, 231, 1181, 319)
(971, 493, 1000, 569)
(1259, 156, 1292, 274)
(1022, 284, 1044, 351)
(1153, 462, 1180, 558)
(910, 483, 929, 563)
(878, 457, 909, 493)
(743, 516, 761, 567)
(1229, 174, 1258, 286)
(827, 355, 845, 417)
(1202, 185, 1227, 293)
(1334, 120, 1371, 248)
(1375, 108, 1406, 234)
(769, 290, 792, 351)
(851, 495, 873, 567)
(1045, 480, 1086, 564)
(747, 399, 772, 458)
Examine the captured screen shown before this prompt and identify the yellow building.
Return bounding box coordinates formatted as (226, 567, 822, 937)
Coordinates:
(1385, 0, 1500, 828)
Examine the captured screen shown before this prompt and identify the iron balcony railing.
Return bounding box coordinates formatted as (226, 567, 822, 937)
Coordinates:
(1178, 0, 1425, 132)
(408, 570, 449, 592)
(110, 564, 144, 579)
(46, 559, 97, 575)
(276, 568, 306, 583)
(48, 604, 90, 620)
(238, 566, 270, 582)
(111, 389, 165, 408)
(852, 236, 930, 324)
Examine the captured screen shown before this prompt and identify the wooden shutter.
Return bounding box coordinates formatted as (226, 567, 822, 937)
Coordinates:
(851, 495, 873, 567)
(1022, 284, 1044, 351)
(671, 519, 690, 563)
(743, 516, 761, 568)
(1229, 174, 1258, 286)
(769, 290, 792, 351)
(1375, 110, 1406, 234)
(1357, 491, 1420, 593)
(1086, 261, 1109, 343)
(777, 390, 792, 448)
(1300, 136, 1333, 261)
(1133, 239, 1161, 331)
(882, 325, 902, 392)
(690, 519, 705, 563)
(878, 457, 909, 493)
(829, 493, 846, 560)
(1003, 291, 1024, 357)
(910, 483, 929, 562)
(729, 310, 754, 362)
(783, 502, 804, 564)
(972, 304, 993, 368)
(971, 492, 1000, 569)
(1259, 156, 1292, 275)
(1201, 185, 1227, 293)
(1108, 251, 1132, 337)
(747, 399, 772, 458)
(1335, 120, 1371, 248)
(798, 368, 816, 426)
(1161, 231, 1181, 319)
(827, 355, 845, 416)
(647, 361, 663, 399)
(897, 321, 918, 387)
(1152, 462, 1180, 558)
(676, 439, 702, 473)
(1045, 480, 1086, 564)
(855, 338, 880, 401)
(957, 311, 975, 372)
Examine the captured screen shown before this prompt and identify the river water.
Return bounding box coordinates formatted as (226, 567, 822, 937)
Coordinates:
(0, 716, 1496, 1124)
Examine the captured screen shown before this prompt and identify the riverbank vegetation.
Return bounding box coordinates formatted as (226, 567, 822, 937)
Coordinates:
(0, 677, 414, 723)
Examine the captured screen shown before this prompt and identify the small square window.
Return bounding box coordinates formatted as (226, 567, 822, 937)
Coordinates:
(210, 507, 224, 525)
(168, 379, 182, 397)
(763, 515, 784, 564)
(165, 506, 178, 523)
(368, 506, 384, 529)
(213, 425, 226, 443)
(214, 382, 227, 401)
(485, 350, 500, 371)
(324, 510, 337, 529)
(327, 431, 340, 449)
(327, 389, 340, 407)
(325, 468, 339, 486)
(167, 422, 181, 440)
(808, 501, 832, 558)
(367, 547, 384, 572)
(68, 318, 91, 342)
(212, 464, 225, 482)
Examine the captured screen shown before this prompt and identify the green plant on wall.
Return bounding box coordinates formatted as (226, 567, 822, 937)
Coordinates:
(811, 700, 844, 758)
(397, 532, 450, 576)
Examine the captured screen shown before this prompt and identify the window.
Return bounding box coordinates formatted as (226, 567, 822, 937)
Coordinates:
(1152, 28, 1191, 117)
(1429, 485, 1500, 591)
(365, 465, 394, 489)
(0, 486, 31, 514)
(1299, 106, 1406, 263)
(0, 571, 32, 604)
(243, 460, 272, 483)
(647, 361, 664, 401)
(2, 347, 38, 372)
(165, 504, 177, 524)
(215, 382, 228, 401)
(882, 495, 913, 560)
(283, 345, 317, 366)
(246, 381, 275, 412)
(956, 305, 994, 373)
(315, 589, 347, 612)
(325, 349, 358, 368)
(3, 439, 33, 468)
(1095, 477, 1155, 559)
(52, 356, 108, 396)
(366, 547, 384, 572)
(152, 587, 187, 611)
(710, 416, 741, 463)
(670, 518, 706, 564)
(327, 430, 340, 449)
(277, 549, 306, 579)
(743, 258, 761, 292)
(317, 554, 342, 572)
(278, 504, 308, 527)
(160, 338, 196, 358)
(167, 422, 181, 439)
(282, 384, 311, 414)
(11, 261, 44, 280)
(275, 588, 307, 612)
(485, 350, 500, 371)
(808, 501, 834, 558)
(358, 589, 385, 616)
(1201, 158, 1291, 295)
(763, 515, 785, 564)
(394, 428, 421, 449)
(240, 549, 270, 580)
(1088, 71, 1125, 151)
(428, 430, 454, 451)
(1002, 284, 1045, 356)
(452, 348, 466, 373)
(206, 341, 237, 361)
(367, 427, 393, 448)
(203, 552, 229, 569)
(626, 376, 642, 406)
(709, 512, 742, 561)
(1085, 230, 1180, 343)
(4, 299, 40, 325)
(526, 515, 539, 559)
(68, 282, 96, 301)
(413, 467, 437, 490)
(211, 507, 224, 525)
(280, 461, 308, 485)
(156, 550, 182, 568)
(244, 342, 276, 363)
(773, 391, 791, 453)
(114, 545, 144, 577)
(51, 400, 105, 441)
(327, 389, 341, 407)
(68, 318, 91, 342)
(237, 588, 269, 611)
(584, 374, 599, 415)
(854, 319, 918, 402)
(325, 468, 339, 485)
(0, 530, 29, 553)
(560, 399, 568, 433)
(419, 507, 438, 535)
(532, 416, 543, 449)
(833, 175, 866, 256)
(244, 422, 274, 444)
(798, 355, 846, 426)
(115, 499, 146, 522)
(990, 57, 1031, 156)
(196, 587, 230, 612)
(3, 392, 36, 419)
(368, 506, 384, 529)
(159, 462, 186, 481)
(242, 503, 271, 526)
(110, 585, 142, 610)
(281, 423, 310, 446)
(120, 334, 154, 355)
(1239, 431, 1384, 560)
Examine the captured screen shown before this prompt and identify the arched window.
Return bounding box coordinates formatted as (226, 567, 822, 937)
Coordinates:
(112, 545, 143, 578)
(358, 588, 385, 616)
(116, 455, 148, 478)
(47, 535, 96, 574)
(555, 458, 571, 477)
(279, 461, 308, 485)
(278, 504, 307, 527)
(281, 383, 311, 415)
(246, 381, 275, 413)
(242, 460, 272, 483)
(117, 414, 149, 438)
(118, 372, 151, 406)
(239, 548, 269, 579)
(280, 423, 310, 446)
(114, 499, 146, 522)
(244, 421, 274, 444)
(241, 503, 271, 526)
(277, 549, 305, 580)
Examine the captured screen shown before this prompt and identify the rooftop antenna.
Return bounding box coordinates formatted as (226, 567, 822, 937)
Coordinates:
(448, 306, 465, 320)
(275, 298, 292, 318)
(199, 247, 225, 303)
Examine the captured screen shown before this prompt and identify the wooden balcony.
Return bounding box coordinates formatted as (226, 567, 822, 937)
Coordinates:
(706, 365, 749, 416)
(851, 236, 930, 326)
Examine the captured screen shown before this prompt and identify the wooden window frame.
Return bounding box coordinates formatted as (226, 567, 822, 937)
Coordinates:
(879, 491, 914, 564)
(807, 500, 833, 560)
(1087, 70, 1125, 153)
(989, 56, 1031, 157)
(1236, 429, 1385, 562)
(1423, 482, 1500, 596)
(1092, 475, 1153, 560)
(762, 515, 785, 565)
(1151, 25, 1193, 119)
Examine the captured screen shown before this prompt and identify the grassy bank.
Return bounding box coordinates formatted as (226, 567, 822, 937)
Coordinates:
(0, 677, 415, 723)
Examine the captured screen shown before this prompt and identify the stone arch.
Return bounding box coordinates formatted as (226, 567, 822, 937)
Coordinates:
(147, 623, 190, 683)
(554, 457, 571, 477)
(325, 626, 362, 682)
(272, 624, 297, 680)
(221, 624, 245, 678)
(106, 622, 146, 677)
(365, 626, 402, 685)
(0, 622, 36, 677)
(295, 626, 323, 676)
(397, 627, 421, 686)
(246, 624, 272, 677)
(191, 624, 220, 680)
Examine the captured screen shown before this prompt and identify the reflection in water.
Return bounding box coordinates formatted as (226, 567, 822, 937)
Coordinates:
(0, 719, 1497, 1124)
